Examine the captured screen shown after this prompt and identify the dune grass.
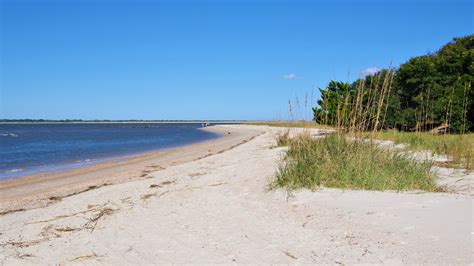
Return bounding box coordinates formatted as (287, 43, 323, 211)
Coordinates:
(274, 133, 436, 192)
(371, 132, 474, 170)
(275, 129, 291, 146)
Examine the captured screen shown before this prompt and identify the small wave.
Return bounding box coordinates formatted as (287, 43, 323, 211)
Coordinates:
(1, 133, 19, 137)
(75, 159, 92, 163)
(6, 168, 23, 173)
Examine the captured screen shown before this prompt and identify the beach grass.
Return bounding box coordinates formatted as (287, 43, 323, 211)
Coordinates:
(275, 129, 291, 146)
(370, 131, 474, 170)
(273, 133, 436, 192)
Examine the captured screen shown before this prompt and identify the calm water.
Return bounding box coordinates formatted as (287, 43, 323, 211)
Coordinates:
(0, 123, 222, 179)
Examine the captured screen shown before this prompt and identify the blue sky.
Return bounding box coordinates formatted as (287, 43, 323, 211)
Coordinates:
(1, 0, 472, 120)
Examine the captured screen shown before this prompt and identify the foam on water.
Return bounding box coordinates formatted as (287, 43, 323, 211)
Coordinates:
(5, 168, 24, 173)
(1, 133, 19, 137)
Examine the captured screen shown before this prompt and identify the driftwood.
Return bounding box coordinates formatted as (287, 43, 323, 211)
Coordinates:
(430, 123, 449, 134)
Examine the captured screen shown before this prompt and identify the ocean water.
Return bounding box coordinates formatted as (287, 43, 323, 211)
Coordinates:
(0, 123, 222, 179)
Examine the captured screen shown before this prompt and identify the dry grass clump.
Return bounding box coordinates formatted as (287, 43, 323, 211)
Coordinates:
(276, 129, 291, 146)
(84, 207, 114, 232)
(273, 134, 436, 192)
(373, 131, 474, 170)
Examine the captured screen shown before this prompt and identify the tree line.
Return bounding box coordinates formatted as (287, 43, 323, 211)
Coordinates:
(313, 35, 473, 133)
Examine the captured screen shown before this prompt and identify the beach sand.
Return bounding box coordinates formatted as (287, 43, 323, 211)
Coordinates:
(0, 125, 472, 264)
(0, 125, 262, 213)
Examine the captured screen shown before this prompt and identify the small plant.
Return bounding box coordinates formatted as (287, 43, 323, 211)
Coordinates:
(276, 129, 291, 146)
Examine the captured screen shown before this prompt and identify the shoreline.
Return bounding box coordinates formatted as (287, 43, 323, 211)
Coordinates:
(0, 127, 223, 180)
(0, 125, 263, 214)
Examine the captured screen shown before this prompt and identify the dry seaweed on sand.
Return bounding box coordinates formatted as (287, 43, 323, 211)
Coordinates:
(84, 207, 115, 233)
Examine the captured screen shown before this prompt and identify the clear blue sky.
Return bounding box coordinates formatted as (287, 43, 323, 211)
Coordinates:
(1, 0, 472, 120)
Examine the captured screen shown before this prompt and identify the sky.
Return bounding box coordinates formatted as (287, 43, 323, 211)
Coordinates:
(1, 0, 472, 120)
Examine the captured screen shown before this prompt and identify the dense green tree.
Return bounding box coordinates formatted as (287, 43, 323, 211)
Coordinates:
(313, 69, 395, 131)
(312, 81, 355, 126)
(313, 35, 473, 133)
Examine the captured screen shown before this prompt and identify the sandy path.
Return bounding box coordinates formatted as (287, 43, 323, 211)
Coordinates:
(0, 125, 472, 264)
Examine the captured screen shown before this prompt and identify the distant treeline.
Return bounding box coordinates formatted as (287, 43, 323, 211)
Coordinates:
(0, 119, 246, 123)
(313, 35, 473, 133)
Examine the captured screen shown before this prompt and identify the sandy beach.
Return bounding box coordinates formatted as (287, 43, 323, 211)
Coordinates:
(0, 124, 472, 264)
(0, 125, 262, 213)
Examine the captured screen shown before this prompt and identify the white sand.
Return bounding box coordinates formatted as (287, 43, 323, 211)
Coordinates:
(0, 125, 472, 264)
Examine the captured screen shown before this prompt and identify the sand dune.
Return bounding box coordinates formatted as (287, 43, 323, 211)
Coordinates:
(0, 125, 472, 264)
